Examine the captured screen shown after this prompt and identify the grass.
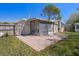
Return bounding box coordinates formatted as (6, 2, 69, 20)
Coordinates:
(0, 32, 79, 56)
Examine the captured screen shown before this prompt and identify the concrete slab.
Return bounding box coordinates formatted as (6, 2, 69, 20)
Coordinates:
(16, 35, 62, 51)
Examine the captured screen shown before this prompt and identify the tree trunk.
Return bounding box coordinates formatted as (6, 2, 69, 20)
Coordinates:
(48, 16, 51, 20)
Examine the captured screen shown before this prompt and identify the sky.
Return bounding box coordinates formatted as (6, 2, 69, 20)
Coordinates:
(0, 3, 79, 23)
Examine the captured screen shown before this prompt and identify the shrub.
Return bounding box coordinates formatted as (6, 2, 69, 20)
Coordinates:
(3, 33, 9, 37)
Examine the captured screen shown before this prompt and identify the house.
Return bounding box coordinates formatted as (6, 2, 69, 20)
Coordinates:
(15, 18, 62, 35)
(0, 18, 62, 36)
(75, 23, 79, 32)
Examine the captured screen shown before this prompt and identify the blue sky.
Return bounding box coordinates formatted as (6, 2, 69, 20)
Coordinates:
(0, 3, 79, 23)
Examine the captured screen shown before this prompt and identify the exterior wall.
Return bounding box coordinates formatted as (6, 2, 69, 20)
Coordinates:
(15, 21, 30, 35)
(51, 23, 59, 33)
(15, 22, 25, 35)
(52, 20, 64, 33)
(60, 27, 64, 32)
(21, 21, 30, 35)
(54, 24, 58, 33)
(60, 22, 64, 32)
(51, 20, 60, 33)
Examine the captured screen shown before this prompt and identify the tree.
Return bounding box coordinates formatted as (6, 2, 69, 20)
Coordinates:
(65, 13, 79, 32)
(42, 4, 60, 20)
(3, 22, 9, 24)
(66, 13, 79, 24)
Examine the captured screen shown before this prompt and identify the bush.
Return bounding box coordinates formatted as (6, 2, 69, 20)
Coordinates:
(65, 24, 75, 32)
(3, 33, 9, 37)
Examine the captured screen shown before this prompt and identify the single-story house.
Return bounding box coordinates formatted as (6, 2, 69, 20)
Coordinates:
(75, 23, 79, 32)
(0, 18, 62, 36)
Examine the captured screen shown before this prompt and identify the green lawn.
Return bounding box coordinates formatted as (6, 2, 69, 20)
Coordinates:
(0, 32, 79, 56)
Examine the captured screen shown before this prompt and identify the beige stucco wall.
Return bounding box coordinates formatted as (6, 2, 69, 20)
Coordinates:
(60, 27, 64, 32)
(54, 24, 58, 33)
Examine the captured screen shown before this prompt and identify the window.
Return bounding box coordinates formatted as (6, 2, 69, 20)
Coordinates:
(76, 25, 79, 29)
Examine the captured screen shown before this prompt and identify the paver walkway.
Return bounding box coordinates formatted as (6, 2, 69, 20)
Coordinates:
(16, 35, 63, 51)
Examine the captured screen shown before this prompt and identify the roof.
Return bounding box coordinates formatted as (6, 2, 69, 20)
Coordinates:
(28, 18, 53, 24)
(15, 20, 26, 25)
(51, 20, 60, 22)
(14, 18, 61, 25)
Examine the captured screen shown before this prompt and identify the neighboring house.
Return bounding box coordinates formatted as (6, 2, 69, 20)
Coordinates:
(0, 18, 62, 36)
(75, 23, 79, 32)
